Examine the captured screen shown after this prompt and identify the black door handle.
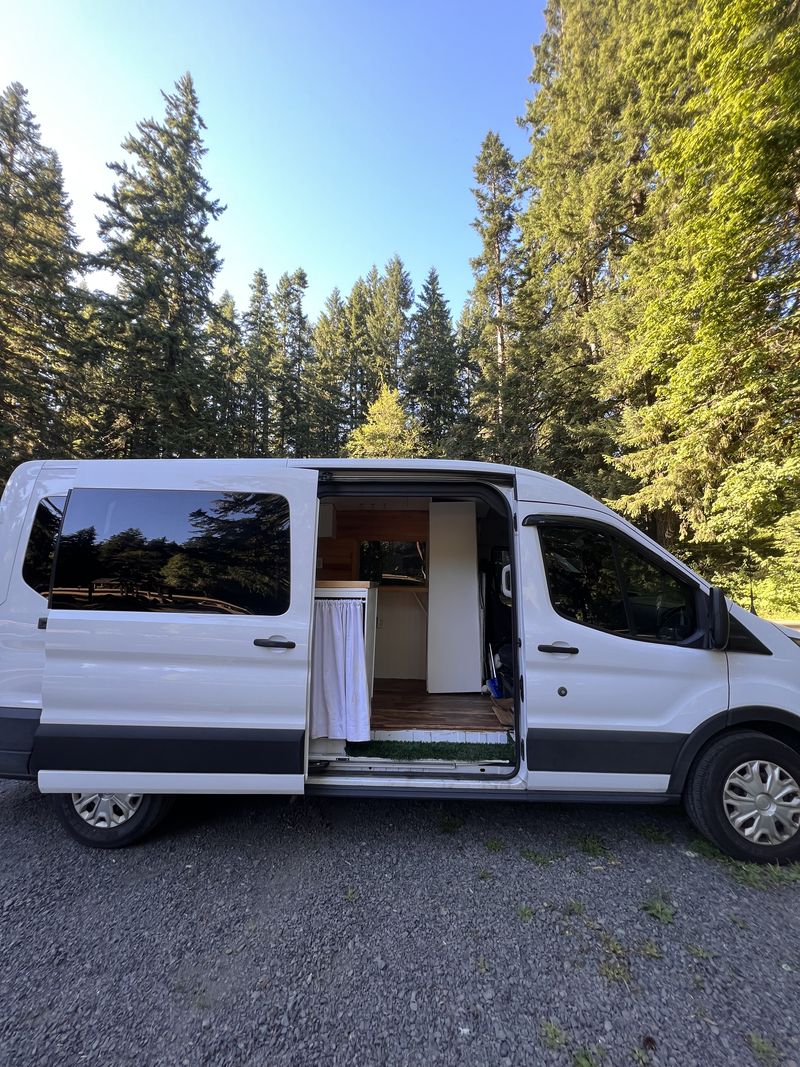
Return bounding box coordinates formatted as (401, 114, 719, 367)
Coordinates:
(254, 638, 296, 649)
(538, 643, 579, 655)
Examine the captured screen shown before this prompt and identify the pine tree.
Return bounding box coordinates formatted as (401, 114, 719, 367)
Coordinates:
(404, 268, 461, 456)
(203, 292, 242, 456)
(272, 268, 312, 455)
(345, 384, 422, 458)
(240, 268, 278, 456)
(0, 82, 82, 481)
(343, 277, 380, 433)
(365, 255, 414, 389)
(306, 287, 349, 456)
(470, 131, 520, 440)
(95, 72, 223, 458)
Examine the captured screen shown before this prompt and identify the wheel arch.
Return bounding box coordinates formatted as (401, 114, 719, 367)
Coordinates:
(669, 706, 800, 795)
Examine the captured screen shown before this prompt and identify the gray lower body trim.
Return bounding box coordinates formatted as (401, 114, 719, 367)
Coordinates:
(527, 728, 686, 775)
(305, 783, 679, 804)
(0, 707, 40, 779)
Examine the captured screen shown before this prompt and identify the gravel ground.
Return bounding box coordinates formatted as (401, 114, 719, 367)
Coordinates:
(1, 780, 799, 1067)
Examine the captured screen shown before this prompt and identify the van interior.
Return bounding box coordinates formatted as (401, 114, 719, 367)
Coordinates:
(308, 482, 518, 778)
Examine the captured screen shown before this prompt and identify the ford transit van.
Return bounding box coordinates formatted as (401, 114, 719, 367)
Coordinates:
(1, 457, 798, 861)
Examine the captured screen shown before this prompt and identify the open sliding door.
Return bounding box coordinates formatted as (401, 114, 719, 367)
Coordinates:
(34, 460, 318, 795)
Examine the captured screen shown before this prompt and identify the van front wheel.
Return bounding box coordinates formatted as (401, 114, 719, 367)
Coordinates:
(54, 792, 172, 848)
(685, 731, 800, 864)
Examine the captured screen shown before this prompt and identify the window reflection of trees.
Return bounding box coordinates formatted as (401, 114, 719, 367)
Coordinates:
(52, 492, 290, 615)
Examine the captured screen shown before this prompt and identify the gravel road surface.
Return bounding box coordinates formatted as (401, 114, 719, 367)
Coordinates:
(1, 780, 799, 1067)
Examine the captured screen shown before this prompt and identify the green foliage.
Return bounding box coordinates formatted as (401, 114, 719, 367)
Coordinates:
(344, 384, 422, 459)
(641, 892, 675, 924)
(94, 72, 223, 459)
(0, 82, 82, 477)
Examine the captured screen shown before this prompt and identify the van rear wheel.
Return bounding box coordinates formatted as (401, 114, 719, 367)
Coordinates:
(685, 731, 800, 864)
(54, 792, 172, 848)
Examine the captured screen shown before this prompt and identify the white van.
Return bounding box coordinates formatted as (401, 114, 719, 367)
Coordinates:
(1, 457, 798, 861)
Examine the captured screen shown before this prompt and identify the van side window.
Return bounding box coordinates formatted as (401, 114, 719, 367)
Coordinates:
(538, 525, 630, 635)
(22, 495, 67, 597)
(538, 523, 697, 643)
(51, 489, 290, 616)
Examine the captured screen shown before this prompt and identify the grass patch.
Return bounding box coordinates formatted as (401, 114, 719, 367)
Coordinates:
(746, 1032, 779, 1067)
(478, 867, 492, 882)
(486, 838, 505, 853)
(599, 958, 631, 984)
(540, 1020, 568, 1050)
(689, 837, 800, 890)
(599, 931, 625, 957)
(345, 739, 514, 762)
(344, 886, 357, 902)
(476, 955, 489, 975)
(730, 914, 749, 930)
(640, 939, 663, 960)
(572, 1047, 602, 1067)
(521, 847, 561, 866)
(641, 892, 675, 924)
(575, 834, 612, 859)
(564, 899, 586, 917)
(686, 943, 717, 960)
(633, 823, 672, 844)
(439, 814, 464, 834)
(516, 904, 534, 923)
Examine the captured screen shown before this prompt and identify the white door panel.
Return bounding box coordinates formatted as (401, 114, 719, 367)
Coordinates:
(519, 510, 729, 792)
(39, 462, 318, 791)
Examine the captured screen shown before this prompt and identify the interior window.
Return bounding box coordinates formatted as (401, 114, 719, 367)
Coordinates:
(538, 525, 629, 634)
(616, 541, 697, 641)
(51, 488, 290, 615)
(22, 495, 67, 597)
(359, 540, 427, 585)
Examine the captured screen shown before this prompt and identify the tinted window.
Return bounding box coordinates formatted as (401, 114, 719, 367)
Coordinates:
(52, 489, 290, 615)
(538, 525, 629, 634)
(538, 523, 698, 643)
(22, 495, 66, 597)
(616, 541, 697, 641)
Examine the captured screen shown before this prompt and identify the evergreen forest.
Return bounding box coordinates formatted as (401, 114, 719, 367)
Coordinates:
(1, 0, 798, 614)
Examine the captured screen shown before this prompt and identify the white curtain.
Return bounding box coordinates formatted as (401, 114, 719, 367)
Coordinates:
(310, 599, 370, 741)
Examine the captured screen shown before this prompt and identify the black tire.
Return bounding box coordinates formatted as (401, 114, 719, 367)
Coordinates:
(685, 730, 800, 864)
(54, 792, 173, 848)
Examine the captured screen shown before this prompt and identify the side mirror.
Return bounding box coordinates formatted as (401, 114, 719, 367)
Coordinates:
(708, 587, 730, 650)
(500, 564, 512, 600)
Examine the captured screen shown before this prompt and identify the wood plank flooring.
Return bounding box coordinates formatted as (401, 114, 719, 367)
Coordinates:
(371, 679, 501, 732)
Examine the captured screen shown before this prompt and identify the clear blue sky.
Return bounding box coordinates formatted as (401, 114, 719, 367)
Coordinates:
(1, 0, 542, 319)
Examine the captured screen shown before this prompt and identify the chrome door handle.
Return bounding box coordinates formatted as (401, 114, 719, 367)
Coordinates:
(254, 638, 296, 649)
(538, 643, 579, 655)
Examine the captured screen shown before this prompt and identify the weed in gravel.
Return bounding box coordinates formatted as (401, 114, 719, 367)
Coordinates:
(599, 958, 631, 984)
(476, 955, 490, 975)
(521, 848, 560, 865)
(572, 1047, 602, 1067)
(687, 943, 717, 960)
(564, 899, 586, 916)
(641, 892, 675, 924)
(746, 1032, 779, 1067)
(599, 932, 625, 957)
(640, 940, 663, 959)
(730, 915, 749, 930)
(344, 887, 357, 902)
(575, 834, 611, 858)
(486, 838, 505, 853)
(689, 837, 800, 889)
(691, 974, 705, 990)
(631, 1050, 648, 1066)
(540, 1020, 568, 1050)
(516, 905, 534, 923)
(440, 815, 464, 834)
(633, 823, 672, 844)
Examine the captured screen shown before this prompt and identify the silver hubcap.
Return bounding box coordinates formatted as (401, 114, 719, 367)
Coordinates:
(71, 793, 142, 828)
(723, 761, 800, 846)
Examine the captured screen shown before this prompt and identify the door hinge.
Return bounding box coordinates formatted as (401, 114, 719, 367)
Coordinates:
(37, 617, 47, 630)
(519, 674, 524, 701)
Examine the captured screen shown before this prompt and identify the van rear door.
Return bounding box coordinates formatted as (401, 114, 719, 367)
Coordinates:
(34, 460, 318, 795)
